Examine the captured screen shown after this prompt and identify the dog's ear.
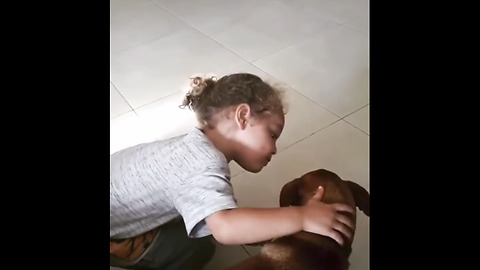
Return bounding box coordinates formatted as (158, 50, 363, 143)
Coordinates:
(279, 178, 302, 207)
(344, 180, 370, 217)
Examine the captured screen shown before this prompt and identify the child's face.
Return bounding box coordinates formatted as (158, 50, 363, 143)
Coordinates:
(235, 112, 285, 173)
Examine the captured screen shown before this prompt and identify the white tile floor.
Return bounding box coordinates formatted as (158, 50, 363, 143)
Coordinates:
(110, 0, 369, 269)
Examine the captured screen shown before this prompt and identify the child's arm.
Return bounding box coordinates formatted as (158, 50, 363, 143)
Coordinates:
(205, 187, 354, 245)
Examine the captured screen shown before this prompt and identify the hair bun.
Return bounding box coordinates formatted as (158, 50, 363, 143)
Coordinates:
(180, 74, 218, 111)
(189, 74, 218, 97)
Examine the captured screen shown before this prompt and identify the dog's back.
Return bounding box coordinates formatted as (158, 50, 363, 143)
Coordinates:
(259, 233, 350, 270)
(226, 169, 370, 270)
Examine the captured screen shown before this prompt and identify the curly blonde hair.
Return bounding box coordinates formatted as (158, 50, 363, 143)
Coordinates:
(180, 73, 286, 128)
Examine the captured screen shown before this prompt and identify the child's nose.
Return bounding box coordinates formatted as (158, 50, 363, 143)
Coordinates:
(272, 144, 277, 155)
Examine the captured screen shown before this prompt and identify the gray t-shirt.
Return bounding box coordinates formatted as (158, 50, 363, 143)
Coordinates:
(110, 127, 238, 239)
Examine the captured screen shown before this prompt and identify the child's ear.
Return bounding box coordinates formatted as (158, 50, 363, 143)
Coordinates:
(235, 103, 252, 129)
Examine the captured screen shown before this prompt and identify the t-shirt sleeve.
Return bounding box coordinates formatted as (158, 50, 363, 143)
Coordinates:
(173, 164, 238, 238)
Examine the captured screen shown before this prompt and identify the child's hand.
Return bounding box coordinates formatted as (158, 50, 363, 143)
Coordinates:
(300, 186, 355, 246)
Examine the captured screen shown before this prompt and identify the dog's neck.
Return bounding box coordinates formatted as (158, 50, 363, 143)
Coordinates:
(265, 232, 351, 270)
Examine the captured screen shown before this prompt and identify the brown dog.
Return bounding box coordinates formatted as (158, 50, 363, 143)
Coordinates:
(225, 169, 370, 270)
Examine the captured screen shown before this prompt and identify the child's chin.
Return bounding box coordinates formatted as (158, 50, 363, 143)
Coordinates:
(247, 166, 263, 173)
(239, 163, 263, 173)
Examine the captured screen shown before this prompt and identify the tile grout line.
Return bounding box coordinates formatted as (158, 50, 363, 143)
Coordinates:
(132, 91, 182, 112)
(339, 104, 369, 136)
(110, 81, 138, 117)
(151, 1, 259, 66)
(342, 119, 369, 136)
(248, 21, 344, 63)
(278, 117, 344, 153)
(152, 1, 359, 73)
(342, 103, 369, 118)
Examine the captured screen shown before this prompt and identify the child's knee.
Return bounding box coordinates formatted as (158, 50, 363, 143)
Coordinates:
(204, 237, 216, 259)
(192, 236, 216, 264)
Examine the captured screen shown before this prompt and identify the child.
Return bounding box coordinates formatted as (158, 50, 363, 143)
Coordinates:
(110, 73, 354, 270)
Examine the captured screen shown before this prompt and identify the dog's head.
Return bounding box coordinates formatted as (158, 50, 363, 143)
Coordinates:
(279, 169, 370, 217)
(278, 169, 370, 266)
(279, 169, 346, 207)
